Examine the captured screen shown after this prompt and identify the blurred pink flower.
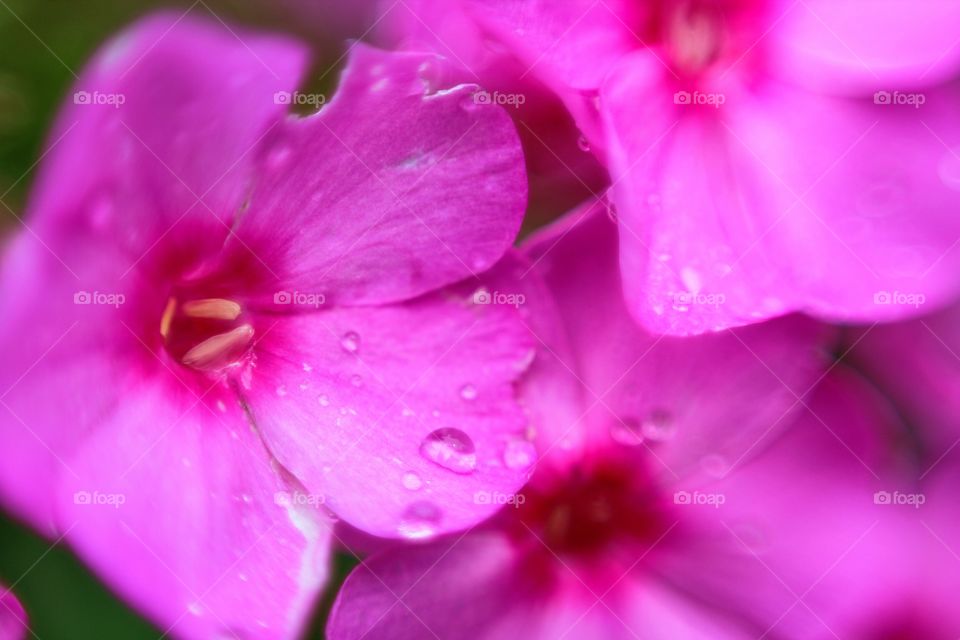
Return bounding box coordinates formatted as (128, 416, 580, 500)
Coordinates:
(327, 205, 909, 639)
(0, 586, 27, 640)
(0, 11, 530, 638)
(463, 0, 960, 334)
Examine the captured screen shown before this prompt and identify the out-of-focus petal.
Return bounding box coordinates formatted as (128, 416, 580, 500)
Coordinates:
(57, 378, 331, 639)
(465, 0, 638, 91)
(0, 586, 28, 640)
(602, 50, 960, 333)
(28, 11, 307, 265)
(230, 44, 526, 307)
(767, 0, 960, 93)
(524, 200, 832, 479)
(239, 264, 536, 538)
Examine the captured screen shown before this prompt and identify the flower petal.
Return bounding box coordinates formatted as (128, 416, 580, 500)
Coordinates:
(0, 585, 28, 640)
(229, 44, 526, 307)
(768, 0, 960, 93)
(602, 51, 960, 333)
(524, 201, 832, 478)
(28, 11, 307, 264)
(57, 379, 331, 639)
(239, 261, 536, 538)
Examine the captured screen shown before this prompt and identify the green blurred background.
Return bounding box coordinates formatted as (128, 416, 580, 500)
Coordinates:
(0, 1, 365, 636)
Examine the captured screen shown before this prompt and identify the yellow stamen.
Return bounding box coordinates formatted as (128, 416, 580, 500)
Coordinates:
(182, 298, 242, 321)
(181, 324, 254, 370)
(159, 297, 177, 339)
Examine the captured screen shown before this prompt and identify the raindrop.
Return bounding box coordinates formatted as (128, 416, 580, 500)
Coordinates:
(577, 134, 591, 152)
(640, 409, 676, 442)
(419, 428, 477, 474)
(402, 472, 423, 491)
(459, 384, 477, 401)
(302, 362, 313, 373)
(398, 501, 441, 539)
(503, 439, 536, 471)
(609, 418, 644, 446)
(318, 394, 330, 407)
(701, 454, 729, 478)
(340, 331, 360, 353)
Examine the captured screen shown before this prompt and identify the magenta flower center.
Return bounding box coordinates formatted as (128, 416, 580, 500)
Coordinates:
(513, 459, 671, 565)
(636, 0, 762, 77)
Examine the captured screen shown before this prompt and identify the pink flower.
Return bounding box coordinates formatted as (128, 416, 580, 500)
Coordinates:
(0, 586, 27, 640)
(325, 205, 909, 639)
(462, 1, 960, 334)
(0, 11, 531, 638)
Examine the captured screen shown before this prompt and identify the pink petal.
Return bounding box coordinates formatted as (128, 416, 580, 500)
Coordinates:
(57, 379, 331, 639)
(846, 302, 960, 462)
(28, 11, 307, 263)
(237, 264, 536, 538)
(228, 44, 526, 307)
(0, 586, 28, 640)
(602, 51, 960, 333)
(767, 0, 960, 93)
(464, 0, 637, 91)
(327, 532, 628, 640)
(523, 200, 832, 478)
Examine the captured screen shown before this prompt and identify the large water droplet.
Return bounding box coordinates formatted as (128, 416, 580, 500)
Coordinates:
(340, 331, 360, 354)
(640, 409, 676, 442)
(402, 472, 423, 490)
(397, 501, 441, 539)
(503, 439, 536, 471)
(459, 384, 477, 401)
(609, 418, 644, 446)
(419, 428, 477, 474)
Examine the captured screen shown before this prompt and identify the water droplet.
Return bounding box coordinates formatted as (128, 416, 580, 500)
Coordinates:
(318, 394, 330, 407)
(938, 150, 960, 190)
(240, 493, 252, 504)
(266, 144, 292, 171)
(419, 428, 477, 474)
(340, 331, 360, 354)
(609, 418, 644, 446)
(459, 384, 477, 401)
(402, 472, 423, 490)
(503, 439, 536, 471)
(640, 409, 676, 442)
(187, 602, 203, 616)
(398, 501, 441, 539)
(680, 267, 702, 293)
(302, 362, 313, 373)
(701, 454, 729, 478)
(401, 406, 415, 417)
(350, 374, 363, 388)
(577, 134, 591, 152)
(276, 385, 287, 397)
(238, 572, 249, 582)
